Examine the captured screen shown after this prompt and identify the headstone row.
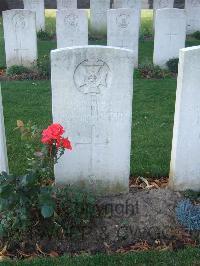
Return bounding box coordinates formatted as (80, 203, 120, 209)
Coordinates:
(50, 44, 200, 194)
(20, 0, 200, 35)
(3, 7, 141, 68)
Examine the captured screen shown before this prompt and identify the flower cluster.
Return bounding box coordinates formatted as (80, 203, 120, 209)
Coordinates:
(41, 123, 72, 150)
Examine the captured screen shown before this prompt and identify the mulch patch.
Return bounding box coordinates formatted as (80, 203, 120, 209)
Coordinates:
(0, 229, 198, 261)
(0, 68, 48, 81)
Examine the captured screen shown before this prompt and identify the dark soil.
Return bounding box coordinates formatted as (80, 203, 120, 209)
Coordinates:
(3, 188, 199, 259)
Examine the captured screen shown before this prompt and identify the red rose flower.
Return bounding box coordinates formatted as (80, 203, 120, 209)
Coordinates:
(49, 124, 65, 139)
(41, 128, 54, 144)
(41, 123, 72, 151)
(62, 137, 72, 150)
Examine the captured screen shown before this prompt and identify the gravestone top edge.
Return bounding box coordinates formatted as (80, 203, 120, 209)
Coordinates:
(56, 8, 86, 12)
(51, 45, 135, 57)
(156, 7, 186, 13)
(179, 45, 200, 54)
(108, 7, 136, 11)
(3, 9, 35, 14)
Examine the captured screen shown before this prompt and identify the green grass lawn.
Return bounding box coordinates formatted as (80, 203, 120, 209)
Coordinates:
(1, 10, 200, 177)
(1, 248, 200, 265)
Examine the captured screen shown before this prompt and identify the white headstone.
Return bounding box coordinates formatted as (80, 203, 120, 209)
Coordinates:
(185, 0, 200, 34)
(51, 46, 134, 194)
(153, 8, 186, 68)
(113, 0, 141, 9)
(0, 85, 9, 174)
(169, 46, 200, 191)
(3, 9, 38, 68)
(57, 0, 77, 9)
(107, 8, 140, 67)
(56, 9, 88, 48)
(90, 0, 110, 36)
(23, 0, 45, 31)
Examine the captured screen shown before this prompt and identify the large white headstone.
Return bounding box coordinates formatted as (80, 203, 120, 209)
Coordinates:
(153, 8, 186, 68)
(185, 0, 200, 34)
(90, 0, 110, 36)
(51, 46, 134, 194)
(3, 9, 38, 68)
(113, 0, 141, 9)
(0, 85, 9, 174)
(23, 0, 45, 31)
(169, 46, 200, 191)
(56, 9, 88, 48)
(57, 0, 77, 9)
(107, 8, 140, 67)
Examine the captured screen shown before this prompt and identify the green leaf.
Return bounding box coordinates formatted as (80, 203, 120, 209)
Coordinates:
(0, 184, 13, 198)
(41, 205, 54, 218)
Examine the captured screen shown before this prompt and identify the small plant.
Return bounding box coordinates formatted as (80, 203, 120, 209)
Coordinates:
(7, 65, 31, 76)
(37, 55, 51, 79)
(56, 186, 97, 239)
(138, 63, 171, 79)
(192, 31, 200, 40)
(37, 30, 53, 41)
(0, 122, 72, 241)
(140, 28, 152, 40)
(0, 121, 97, 244)
(184, 190, 200, 202)
(176, 199, 200, 231)
(166, 58, 179, 74)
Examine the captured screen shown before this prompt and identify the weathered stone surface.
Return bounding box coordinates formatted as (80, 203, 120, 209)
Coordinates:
(3, 9, 38, 68)
(51, 46, 134, 195)
(0, 86, 8, 174)
(185, 0, 200, 34)
(90, 0, 110, 36)
(153, 8, 186, 68)
(23, 0, 45, 31)
(57, 0, 77, 9)
(56, 9, 88, 48)
(107, 8, 140, 67)
(170, 46, 200, 191)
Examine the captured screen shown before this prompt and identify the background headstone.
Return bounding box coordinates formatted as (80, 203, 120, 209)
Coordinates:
(57, 0, 77, 9)
(153, 8, 186, 68)
(3, 9, 38, 68)
(185, 0, 200, 34)
(169, 46, 200, 191)
(23, 0, 45, 31)
(51, 46, 134, 195)
(0, 85, 9, 174)
(90, 0, 110, 36)
(107, 8, 140, 67)
(153, 0, 174, 26)
(113, 0, 141, 9)
(56, 9, 88, 48)
(153, 0, 174, 9)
